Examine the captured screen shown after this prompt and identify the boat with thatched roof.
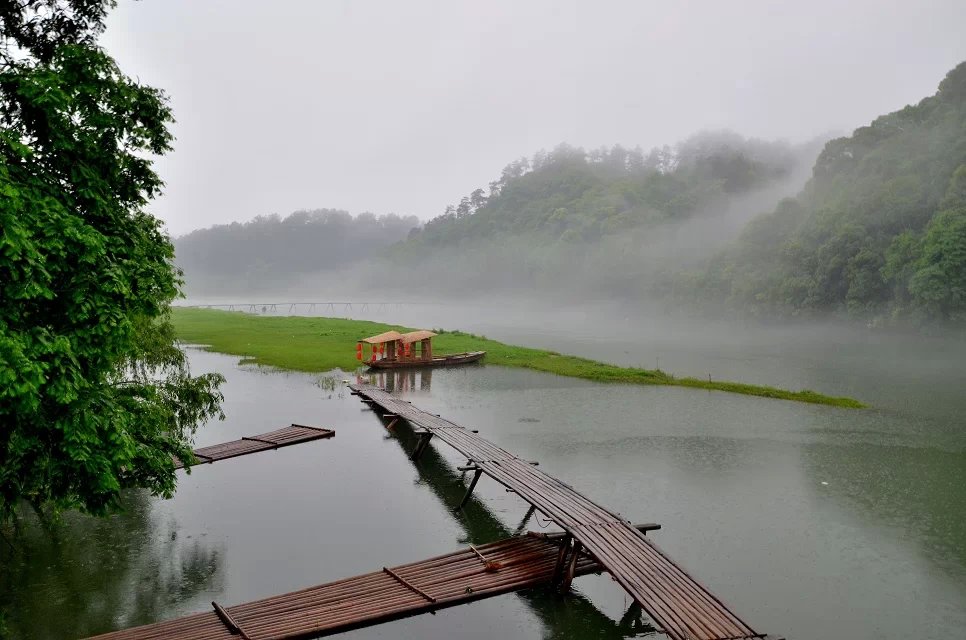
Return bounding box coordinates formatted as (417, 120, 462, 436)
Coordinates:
(356, 330, 485, 369)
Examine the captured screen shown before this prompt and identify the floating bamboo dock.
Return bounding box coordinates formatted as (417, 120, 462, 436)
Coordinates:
(85, 535, 603, 640)
(174, 424, 334, 469)
(350, 383, 780, 640)
(83, 388, 782, 640)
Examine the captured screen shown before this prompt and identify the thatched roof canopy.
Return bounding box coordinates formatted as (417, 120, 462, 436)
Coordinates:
(400, 330, 437, 344)
(359, 331, 404, 345)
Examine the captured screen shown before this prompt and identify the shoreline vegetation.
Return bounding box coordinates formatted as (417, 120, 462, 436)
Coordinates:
(171, 308, 866, 408)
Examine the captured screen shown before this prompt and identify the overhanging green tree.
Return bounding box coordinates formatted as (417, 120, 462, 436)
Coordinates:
(0, 0, 223, 523)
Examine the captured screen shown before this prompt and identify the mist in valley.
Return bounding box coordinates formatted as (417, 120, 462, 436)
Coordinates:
(124, 1, 966, 333)
(175, 131, 824, 306)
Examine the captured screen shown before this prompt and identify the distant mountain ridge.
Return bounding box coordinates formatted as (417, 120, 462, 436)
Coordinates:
(174, 209, 418, 295)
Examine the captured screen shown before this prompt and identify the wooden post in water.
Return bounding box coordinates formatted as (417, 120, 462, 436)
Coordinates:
(410, 432, 433, 461)
(551, 535, 572, 586)
(456, 468, 484, 510)
(560, 539, 583, 593)
(513, 504, 538, 534)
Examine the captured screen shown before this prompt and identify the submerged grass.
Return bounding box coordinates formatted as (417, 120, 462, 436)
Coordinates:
(171, 308, 865, 408)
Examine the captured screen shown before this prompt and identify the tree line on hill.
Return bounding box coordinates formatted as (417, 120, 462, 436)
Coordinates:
(678, 61, 966, 326)
(374, 132, 824, 298)
(400, 131, 811, 249)
(174, 210, 418, 296)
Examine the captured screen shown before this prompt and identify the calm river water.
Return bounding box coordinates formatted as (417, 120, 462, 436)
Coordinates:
(3, 304, 965, 639)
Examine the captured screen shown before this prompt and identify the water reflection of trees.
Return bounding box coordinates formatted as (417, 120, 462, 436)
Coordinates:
(387, 418, 656, 638)
(0, 491, 221, 640)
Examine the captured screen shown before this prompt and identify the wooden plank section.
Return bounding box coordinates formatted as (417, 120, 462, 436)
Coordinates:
(84, 536, 601, 640)
(350, 383, 773, 640)
(173, 424, 334, 469)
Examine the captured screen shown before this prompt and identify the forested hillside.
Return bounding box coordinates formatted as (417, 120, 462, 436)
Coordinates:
(684, 61, 966, 325)
(401, 132, 812, 249)
(381, 132, 823, 295)
(174, 210, 418, 295)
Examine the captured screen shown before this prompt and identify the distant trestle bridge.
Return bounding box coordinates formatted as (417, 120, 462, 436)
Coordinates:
(176, 301, 446, 314)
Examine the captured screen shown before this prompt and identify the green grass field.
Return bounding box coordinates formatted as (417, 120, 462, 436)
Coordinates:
(171, 308, 865, 408)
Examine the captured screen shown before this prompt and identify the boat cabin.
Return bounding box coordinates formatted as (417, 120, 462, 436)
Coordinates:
(356, 330, 438, 365)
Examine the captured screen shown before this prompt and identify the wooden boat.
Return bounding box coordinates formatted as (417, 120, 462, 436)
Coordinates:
(358, 329, 485, 370)
(367, 350, 486, 370)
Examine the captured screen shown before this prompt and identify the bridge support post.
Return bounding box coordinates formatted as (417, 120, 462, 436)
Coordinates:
(410, 432, 433, 461)
(551, 535, 572, 586)
(513, 504, 537, 534)
(618, 602, 645, 633)
(455, 469, 483, 510)
(560, 539, 583, 593)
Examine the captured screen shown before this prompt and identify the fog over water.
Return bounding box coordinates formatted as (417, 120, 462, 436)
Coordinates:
(179, 299, 966, 436)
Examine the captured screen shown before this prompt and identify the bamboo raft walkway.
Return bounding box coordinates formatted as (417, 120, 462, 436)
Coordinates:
(86, 534, 604, 640)
(350, 383, 780, 640)
(174, 424, 334, 469)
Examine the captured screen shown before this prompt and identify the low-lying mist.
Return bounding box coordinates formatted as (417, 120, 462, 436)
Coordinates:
(335, 155, 818, 303)
(177, 130, 824, 315)
(176, 58, 966, 333)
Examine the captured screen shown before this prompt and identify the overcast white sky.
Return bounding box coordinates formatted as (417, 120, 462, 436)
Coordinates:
(101, 0, 966, 236)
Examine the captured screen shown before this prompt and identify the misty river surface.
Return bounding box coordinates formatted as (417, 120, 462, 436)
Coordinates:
(3, 305, 966, 640)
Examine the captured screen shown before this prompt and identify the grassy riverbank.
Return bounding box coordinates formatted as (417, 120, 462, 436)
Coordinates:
(171, 308, 865, 408)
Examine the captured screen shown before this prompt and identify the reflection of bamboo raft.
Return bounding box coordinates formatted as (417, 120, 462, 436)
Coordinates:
(367, 350, 486, 369)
